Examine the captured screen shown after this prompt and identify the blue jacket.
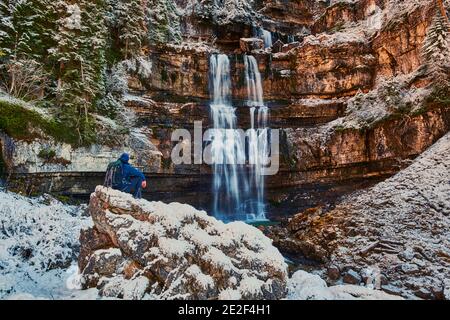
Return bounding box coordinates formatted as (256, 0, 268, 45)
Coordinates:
(120, 160, 146, 182)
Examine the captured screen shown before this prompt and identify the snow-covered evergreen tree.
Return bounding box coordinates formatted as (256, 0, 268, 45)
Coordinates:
(422, 5, 450, 83)
(0, 0, 55, 98)
(438, 0, 450, 25)
(49, 0, 108, 144)
(0, 0, 33, 60)
(114, 0, 147, 59)
(146, 0, 181, 45)
(0, 0, 58, 61)
(105, 63, 128, 97)
(80, 0, 108, 100)
(96, 63, 128, 118)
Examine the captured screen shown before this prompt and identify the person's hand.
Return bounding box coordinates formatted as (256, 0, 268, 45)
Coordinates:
(141, 181, 147, 189)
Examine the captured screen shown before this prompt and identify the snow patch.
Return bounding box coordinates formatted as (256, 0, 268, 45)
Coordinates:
(0, 191, 92, 299)
(287, 270, 402, 300)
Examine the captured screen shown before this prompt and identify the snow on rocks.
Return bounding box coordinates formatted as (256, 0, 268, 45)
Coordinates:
(0, 190, 91, 299)
(287, 270, 402, 300)
(191, 0, 259, 26)
(79, 186, 288, 300)
(303, 29, 367, 47)
(276, 132, 450, 299)
(330, 76, 432, 131)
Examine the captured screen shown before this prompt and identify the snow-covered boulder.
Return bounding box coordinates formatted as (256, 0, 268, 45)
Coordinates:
(78, 186, 288, 300)
(287, 270, 403, 300)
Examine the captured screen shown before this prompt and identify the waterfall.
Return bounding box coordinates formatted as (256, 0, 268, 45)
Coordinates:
(209, 54, 248, 221)
(209, 54, 269, 222)
(244, 55, 264, 107)
(262, 29, 272, 49)
(244, 55, 269, 220)
(210, 54, 231, 106)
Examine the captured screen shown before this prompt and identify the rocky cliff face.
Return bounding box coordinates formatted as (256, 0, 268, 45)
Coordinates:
(129, 43, 212, 100)
(374, 1, 435, 79)
(128, 0, 448, 188)
(265, 132, 450, 299)
(276, 106, 450, 187)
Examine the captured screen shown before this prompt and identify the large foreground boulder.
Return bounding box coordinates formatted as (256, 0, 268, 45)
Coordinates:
(78, 186, 288, 300)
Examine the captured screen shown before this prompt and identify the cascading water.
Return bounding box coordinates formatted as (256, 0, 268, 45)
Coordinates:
(244, 55, 264, 107)
(262, 29, 272, 49)
(209, 54, 269, 222)
(209, 54, 249, 221)
(244, 55, 270, 220)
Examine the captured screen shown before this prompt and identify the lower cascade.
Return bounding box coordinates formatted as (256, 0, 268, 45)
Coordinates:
(209, 53, 270, 222)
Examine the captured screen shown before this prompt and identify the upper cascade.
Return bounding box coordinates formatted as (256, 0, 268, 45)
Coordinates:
(210, 54, 232, 107)
(244, 55, 265, 107)
(262, 29, 273, 49)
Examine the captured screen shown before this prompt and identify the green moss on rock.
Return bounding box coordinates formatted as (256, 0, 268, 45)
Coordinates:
(38, 148, 57, 160)
(425, 85, 450, 107)
(0, 99, 81, 146)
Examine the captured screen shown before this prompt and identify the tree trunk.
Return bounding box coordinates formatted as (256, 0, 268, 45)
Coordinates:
(9, 35, 18, 95)
(9, 67, 15, 96)
(57, 61, 64, 90)
(80, 60, 84, 82)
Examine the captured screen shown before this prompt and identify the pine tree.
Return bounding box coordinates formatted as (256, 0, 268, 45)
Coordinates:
(147, 0, 182, 45)
(80, 0, 108, 102)
(49, 0, 108, 144)
(0, 0, 58, 61)
(0, 0, 33, 61)
(115, 0, 147, 59)
(0, 0, 56, 98)
(423, 5, 450, 82)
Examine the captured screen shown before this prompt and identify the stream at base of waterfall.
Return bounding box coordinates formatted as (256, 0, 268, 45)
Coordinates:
(209, 54, 270, 222)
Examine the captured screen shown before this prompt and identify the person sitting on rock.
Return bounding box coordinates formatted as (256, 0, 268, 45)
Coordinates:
(104, 153, 147, 199)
